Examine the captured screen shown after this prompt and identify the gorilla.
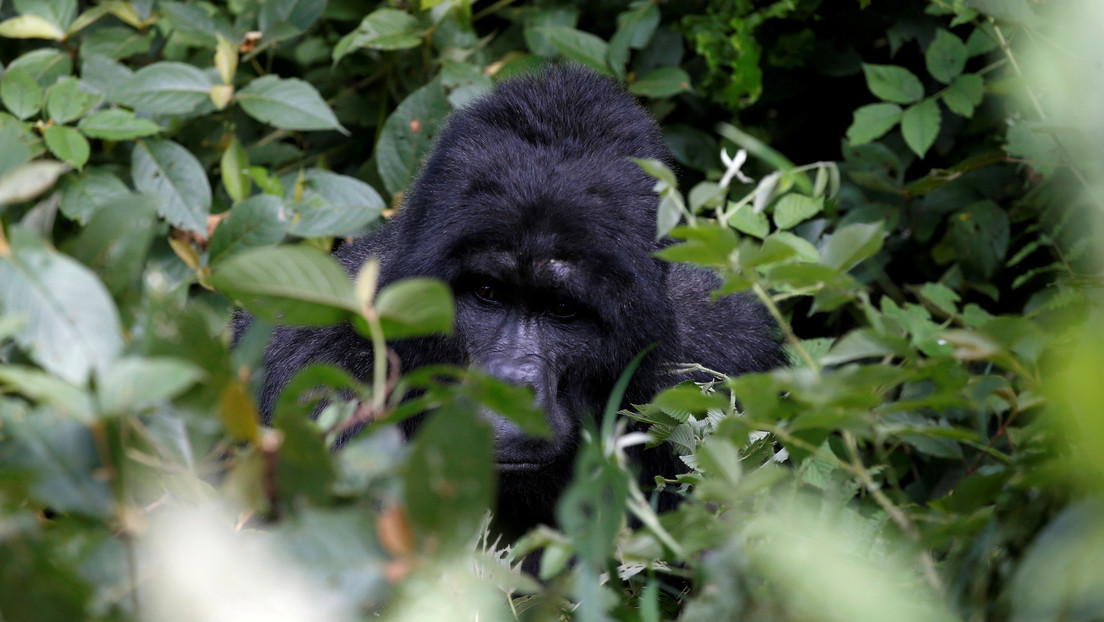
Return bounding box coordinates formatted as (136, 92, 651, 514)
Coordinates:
(251, 66, 784, 538)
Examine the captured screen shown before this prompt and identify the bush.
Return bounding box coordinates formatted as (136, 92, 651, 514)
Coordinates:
(0, 1, 1101, 621)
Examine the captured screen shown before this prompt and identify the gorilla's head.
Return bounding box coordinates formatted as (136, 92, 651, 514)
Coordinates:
(379, 68, 679, 514)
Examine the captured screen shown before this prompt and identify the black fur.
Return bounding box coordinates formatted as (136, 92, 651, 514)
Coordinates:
(250, 67, 784, 538)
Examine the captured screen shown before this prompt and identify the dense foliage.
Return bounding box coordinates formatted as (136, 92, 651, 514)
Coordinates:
(1, 1, 1102, 621)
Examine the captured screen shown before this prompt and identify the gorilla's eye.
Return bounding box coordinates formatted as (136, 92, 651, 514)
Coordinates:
(474, 283, 499, 303)
(549, 300, 577, 319)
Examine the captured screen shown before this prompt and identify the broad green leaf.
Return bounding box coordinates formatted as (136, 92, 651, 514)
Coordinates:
(208, 195, 290, 265)
(608, 2, 660, 73)
(7, 48, 72, 88)
(772, 194, 823, 230)
(542, 26, 612, 75)
(656, 192, 683, 239)
(861, 63, 924, 104)
(132, 138, 212, 234)
(728, 201, 770, 238)
(160, 1, 222, 45)
(942, 199, 1009, 279)
(65, 194, 159, 294)
(14, 0, 76, 31)
(334, 8, 421, 61)
(522, 7, 579, 57)
(258, 0, 325, 31)
(209, 245, 357, 326)
(0, 66, 42, 120)
(0, 160, 70, 206)
(925, 28, 967, 84)
(942, 73, 985, 118)
(77, 109, 161, 140)
(98, 356, 205, 413)
(770, 231, 819, 262)
(846, 103, 902, 146)
(628, 67, 691, 97)
(0, 122, 33, 178)
(0, 15, 64, 39)
(43, 125, 90, 170)
(282, 169, 385, 237)
(820, 222, 884, 272)
(658, 225, 738, 266)
(0, 228, 123, 385)
(58, 167, 130, 223)
(44, 77, 101, 124)
(918, 282, 961, 317)
(0, 366, 94, 422)
(821, 329, 902, 366)
(377, 79, 449, 197)
(404, 404, 494, 552)
(374, 278, 455, 339)
(81, 25, 152, 59)
(237, 75, 347, 134)
(901, 98, 941, 158)
(220, 135, 250, 202)
(114, 61, 214, 116)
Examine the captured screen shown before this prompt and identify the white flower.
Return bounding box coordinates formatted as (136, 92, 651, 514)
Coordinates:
(719, 148, 753, 187)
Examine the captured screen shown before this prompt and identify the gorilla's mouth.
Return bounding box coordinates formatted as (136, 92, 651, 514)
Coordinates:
(495, 460, 552, 473)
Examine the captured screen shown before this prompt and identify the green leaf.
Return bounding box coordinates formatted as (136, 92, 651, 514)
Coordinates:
(208, 245, 357, 326)
(237, 75, 347, 134)
(375, 278, 455, 339)
(208, 195, 290, 265)
(98, 356, 205, 413)
(284, 169, 385, 237)
(942, 73, 984, 118)
(8, 48, 72, 88)
(376, 79, 449, 197)
(0, 160, 70, 206)
(522, 7, 579, 57)
(258, 0, 325, 31)
(901, 99, 941, 158)
(0, 66, 43, 120)
(43, 125, 90, 170)
(0, 366, 95, 422)
(772, 194, 823, 230)
(220, 135, 250, 203)
(925, 28, 967, 84)
(861, 63, 924, 104)
(77, 109, 161, 140)
(334, 8, 421, 61)
(628, 67, 691, 97)
(0, 228, 123, 385)
(58, 167, 130, 223)
(44, 77, 101, 124)
(113, 61, 214, 116)
(846, 103, 902, 146)
(656, 192, 683, 239)
(820, 222, 884, 272)
(541, 26, 612, 75)
(132, 138, 212, 234)
(727, 201, 770, 238)
(15, 0, 77, 31)
(81, 26, 152, 60)
(942, 199, 1010, 279)
(0, 15, 65, 39)
(65, 194, 159, 295)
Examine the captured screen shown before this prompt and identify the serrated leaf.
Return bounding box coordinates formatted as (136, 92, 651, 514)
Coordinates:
(45, 78, 101, 124)
(0, 15, 65, 39)
(377, 79, 450, 197)
(0, 160, 70, 206)
(113, 61, 214, 116)
(43, 125, 90, 170)
(772, 194, 823, 230)
(862, 63, 924, 104)
(132, 138, 212, 234)
(209, 245, 357, 326)
(727, 201, 769, 238)
(374, 278, 455, 339)
(628, 67, 691, 97)
(208, 195, 290, 265)
(901, 99, 941, 158)
(0, 66, 42, 120)
(237, 75, 347, 134)
(925, 28, 967, 84)
(846, 103, 902, 146)
(0, 228, 122, 385)
(942, 73, 984, 118)
(98, 356, 205, 413)
(77, 109, 161, 140)
(820, 222, 884, 272)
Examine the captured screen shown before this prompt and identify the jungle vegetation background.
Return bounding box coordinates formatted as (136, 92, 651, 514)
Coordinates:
(0, 0, 1102, 621)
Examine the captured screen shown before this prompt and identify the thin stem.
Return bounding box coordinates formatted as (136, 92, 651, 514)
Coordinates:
(751, 282, 818, 373)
